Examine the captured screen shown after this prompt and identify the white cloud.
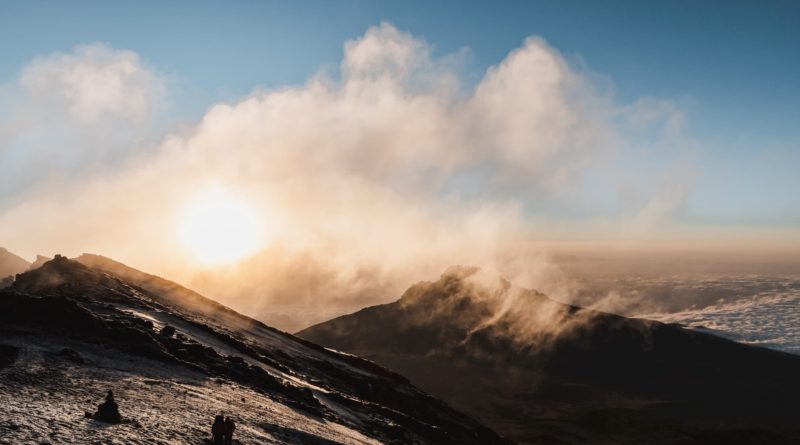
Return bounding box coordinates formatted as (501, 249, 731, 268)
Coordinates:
(469, 37, 607, 180)
(0, 43, 166, 203)
(20, 43, 164, 124)
(645, 290, 800, 355)
(0, 24, 691, 330)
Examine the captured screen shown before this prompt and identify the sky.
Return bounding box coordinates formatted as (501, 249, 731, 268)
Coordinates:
(2, 1, 798, 232)
(1, 1, 798, 329)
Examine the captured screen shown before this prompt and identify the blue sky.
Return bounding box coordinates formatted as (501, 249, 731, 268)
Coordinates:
(1, 0, 799, 237)
(3, 1, 797, 126)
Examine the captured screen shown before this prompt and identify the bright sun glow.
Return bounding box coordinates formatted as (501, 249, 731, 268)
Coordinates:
(178, 186, 264, 265)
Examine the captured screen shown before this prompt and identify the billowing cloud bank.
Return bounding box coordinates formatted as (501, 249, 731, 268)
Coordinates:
(1, 24, 692, 330)
(0, 43, 165, 203)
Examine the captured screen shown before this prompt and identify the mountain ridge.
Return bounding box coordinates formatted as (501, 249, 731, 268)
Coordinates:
(299, 266, 800, 445)
(0, 255, 510, 444)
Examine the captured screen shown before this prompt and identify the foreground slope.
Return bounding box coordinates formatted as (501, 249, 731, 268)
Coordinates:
(299, 267, 800, 445)
(0, 256, 508, 444)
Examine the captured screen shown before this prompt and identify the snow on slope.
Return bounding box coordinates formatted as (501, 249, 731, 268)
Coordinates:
(0, 335, 380, 445)
(0, 256, 509, 444)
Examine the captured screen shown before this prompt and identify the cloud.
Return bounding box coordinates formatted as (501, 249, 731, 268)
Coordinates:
(0, 44, 166, 207)
(469, 36, 608, 182)
(629, 180, 691, 234)
(0, 24, 690, 331)
(19, 43, 164, 124)
(644, 289, 800, 355)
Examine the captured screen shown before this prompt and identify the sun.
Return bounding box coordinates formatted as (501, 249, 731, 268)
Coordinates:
(177, 186, 264, 265)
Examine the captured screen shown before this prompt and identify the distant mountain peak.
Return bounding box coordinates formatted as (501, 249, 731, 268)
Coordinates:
(395, 266, 570, 347)
(401, 266, 519, 308)
(28, 254, 52, 270)
(299, 267, 800, 445)
(0, 247, 31, 280)
(12, 254, 105, 294)
(440, 264, 482, 279)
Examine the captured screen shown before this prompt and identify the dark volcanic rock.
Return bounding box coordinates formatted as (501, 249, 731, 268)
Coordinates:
(0, 344, 20, 368)
(299, 267, 800, 445)
(0, 256, 508, 445)
(159, 325, 176, 338)
(59, 348, 84, 364)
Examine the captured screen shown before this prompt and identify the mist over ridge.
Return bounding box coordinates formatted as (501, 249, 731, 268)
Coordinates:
(2, 4, 800, 445)
(0, 21, 797, 338)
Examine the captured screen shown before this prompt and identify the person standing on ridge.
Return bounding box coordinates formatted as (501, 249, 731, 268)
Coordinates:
(211, 415, 225, 445)
(92, 390, 121, 423)
(224, 416, 236, 445)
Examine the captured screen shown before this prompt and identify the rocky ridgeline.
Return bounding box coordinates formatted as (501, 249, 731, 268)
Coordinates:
(0, 256, 509, 444)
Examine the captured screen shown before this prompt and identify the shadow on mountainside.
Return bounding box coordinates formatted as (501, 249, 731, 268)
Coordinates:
(0, 256, 510, 444)
(299, 266, 800, 445)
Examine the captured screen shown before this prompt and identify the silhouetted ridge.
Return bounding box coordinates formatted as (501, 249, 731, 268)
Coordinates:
(1, 256, 509, 444)
(299, 266, 800, 445)
(13, 254, 97, 293)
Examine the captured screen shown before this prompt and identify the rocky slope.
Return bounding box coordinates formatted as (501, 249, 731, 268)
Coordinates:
(299, 266, 800, 445)
(0, 257, 509, 444)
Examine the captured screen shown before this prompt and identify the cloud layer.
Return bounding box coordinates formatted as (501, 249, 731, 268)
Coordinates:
(0, 24, 693, 330)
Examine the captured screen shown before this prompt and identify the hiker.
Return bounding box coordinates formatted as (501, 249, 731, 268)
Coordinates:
(211, 415, 225, 445)
(224, 416, 236, 445)
(93, 390, 121, 423)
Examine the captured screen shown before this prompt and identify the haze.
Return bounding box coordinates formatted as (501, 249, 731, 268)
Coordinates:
(1, 1, 798, 332)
